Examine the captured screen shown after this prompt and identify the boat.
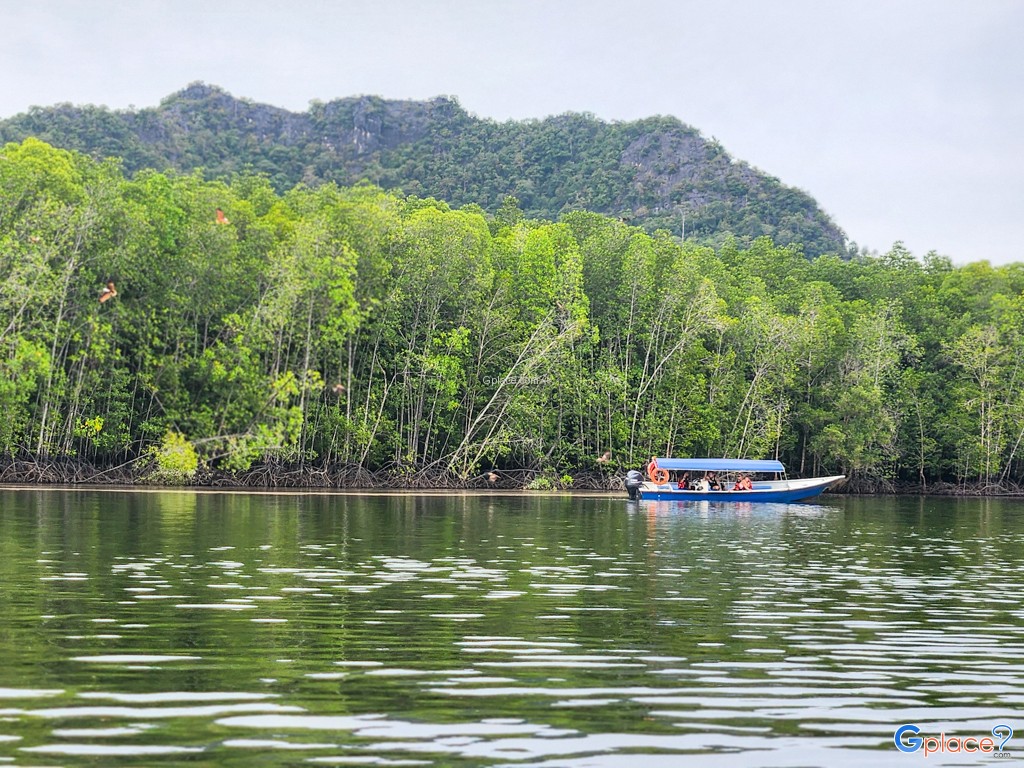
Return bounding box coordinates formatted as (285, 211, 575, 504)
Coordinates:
(624, 458, 844, 503)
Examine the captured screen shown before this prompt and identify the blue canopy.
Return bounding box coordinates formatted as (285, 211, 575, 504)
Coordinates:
(654, 458, 785, 473)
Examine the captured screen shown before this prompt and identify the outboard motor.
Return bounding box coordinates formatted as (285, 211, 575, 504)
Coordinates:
(625, 469, 644, 500)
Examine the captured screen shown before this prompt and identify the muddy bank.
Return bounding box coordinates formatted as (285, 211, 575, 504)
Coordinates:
(3, 458, 1024, 496)
(0, 457, 622, 492)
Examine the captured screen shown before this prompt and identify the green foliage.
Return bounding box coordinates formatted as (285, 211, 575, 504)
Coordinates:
(0, 338, 50, 455)
(147, 431, 199, 485)
(2, 138, 1024, 490)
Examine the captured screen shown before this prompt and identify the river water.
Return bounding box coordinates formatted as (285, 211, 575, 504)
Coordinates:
(0, 489, 1021, 767)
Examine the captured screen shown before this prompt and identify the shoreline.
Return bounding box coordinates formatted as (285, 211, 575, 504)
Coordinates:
(0, 482, 618, 498)
(3, 459, 1023, 498)
(1, 480, 1023, 500)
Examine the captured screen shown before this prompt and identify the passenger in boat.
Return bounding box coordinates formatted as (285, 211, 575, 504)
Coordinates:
(677, 472, 690, 490)
(693, 476, 710, 492)
(733, 474, 753, 491)
(706, 472, 721, 491)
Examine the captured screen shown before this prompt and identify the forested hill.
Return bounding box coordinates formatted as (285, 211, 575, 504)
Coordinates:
(0, 83, 846, 256)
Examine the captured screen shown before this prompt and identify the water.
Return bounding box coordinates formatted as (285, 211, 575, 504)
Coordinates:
(0, 489, 1022, 766)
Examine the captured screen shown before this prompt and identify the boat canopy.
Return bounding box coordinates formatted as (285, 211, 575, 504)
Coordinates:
(654, 458, 785, 473)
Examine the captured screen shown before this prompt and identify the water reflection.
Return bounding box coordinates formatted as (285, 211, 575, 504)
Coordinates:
(0, 489, 1022, 766)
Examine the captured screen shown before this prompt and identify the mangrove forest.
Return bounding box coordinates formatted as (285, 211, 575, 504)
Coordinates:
(2, 137, 1023, 492)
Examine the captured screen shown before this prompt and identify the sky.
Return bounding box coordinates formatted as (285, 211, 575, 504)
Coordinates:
(2, 0, 1022, 265)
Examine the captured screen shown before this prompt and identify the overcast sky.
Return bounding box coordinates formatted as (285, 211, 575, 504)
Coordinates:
(3, 0, 1022, 265)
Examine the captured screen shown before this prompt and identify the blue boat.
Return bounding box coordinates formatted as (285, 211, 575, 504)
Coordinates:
(626, 458, 844, 503)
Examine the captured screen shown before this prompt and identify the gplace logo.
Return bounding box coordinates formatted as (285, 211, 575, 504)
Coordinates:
(894, 724, 1013, 757)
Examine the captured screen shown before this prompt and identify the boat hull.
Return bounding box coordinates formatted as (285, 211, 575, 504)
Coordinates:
(637, 475, 845, 503)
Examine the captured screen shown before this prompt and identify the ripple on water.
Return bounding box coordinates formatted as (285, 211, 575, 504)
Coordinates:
(51, 725, 155, 737)
(70, 655, 201, 664)
(0, 689, 63, 699)
(7, 492, 1024, 766)
(78, 691, 276, 703)
(22, 744, 203, 756)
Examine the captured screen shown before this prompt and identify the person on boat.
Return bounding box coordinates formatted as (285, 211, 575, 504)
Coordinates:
(624, 469, 644, 500)
(706, 472, 721, 490)
(693, 476, 710, 492)
(677, 472, 690, 490)
(733, 474, 753, 491)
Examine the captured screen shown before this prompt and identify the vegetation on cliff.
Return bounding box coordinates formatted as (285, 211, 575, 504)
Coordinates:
(0, 83, 846, 257)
